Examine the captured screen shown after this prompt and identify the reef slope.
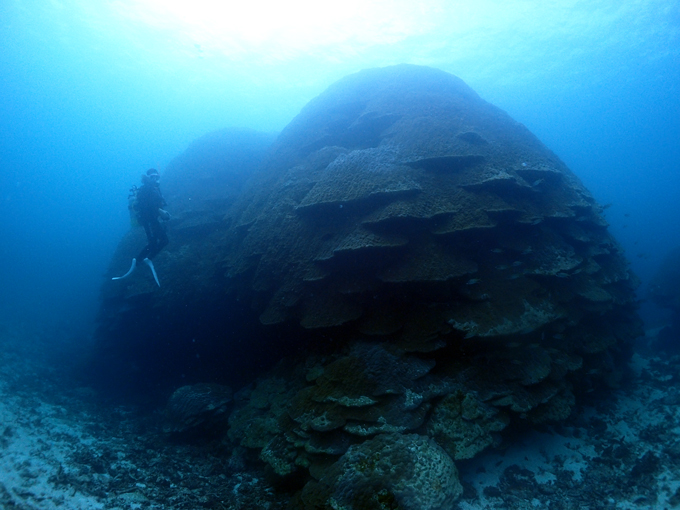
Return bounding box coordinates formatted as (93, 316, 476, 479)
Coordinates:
(94, 65, 642, 507)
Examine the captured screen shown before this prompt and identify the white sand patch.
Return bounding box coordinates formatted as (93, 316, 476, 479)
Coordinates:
(0, 324, 283, 509)
(0, 389, 113, 509)
(458, 428, 595, 510)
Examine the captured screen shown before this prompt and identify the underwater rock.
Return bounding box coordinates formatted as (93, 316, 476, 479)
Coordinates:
(301, 433, 463, 510)
(220, 65, 641, 503)
(227, 343, 455, 478)
(426, 391, 509, 460)
(95, 65, 643, 506)
(219, 64, 639, 354)
(94, 66, 640, 400)
(165, 383, 233, 438)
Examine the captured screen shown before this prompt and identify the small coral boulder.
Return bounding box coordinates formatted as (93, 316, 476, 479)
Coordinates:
(165, 383, 233, 438)
(302, 433, 463, 510)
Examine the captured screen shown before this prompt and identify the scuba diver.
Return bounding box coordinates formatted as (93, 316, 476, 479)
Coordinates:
(112, 168, 171, 287)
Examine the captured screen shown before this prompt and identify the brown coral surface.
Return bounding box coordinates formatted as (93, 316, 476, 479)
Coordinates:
(221, 64, 642, 504)
(218, 64, 639, 348)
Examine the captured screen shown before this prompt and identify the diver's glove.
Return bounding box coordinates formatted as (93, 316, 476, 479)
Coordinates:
(144, 258, 161, 287)
(112, 258, 136, 280)
(158, 209, 171, 221)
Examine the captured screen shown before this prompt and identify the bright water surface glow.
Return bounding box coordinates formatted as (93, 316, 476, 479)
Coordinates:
(0, 0, 679, 330)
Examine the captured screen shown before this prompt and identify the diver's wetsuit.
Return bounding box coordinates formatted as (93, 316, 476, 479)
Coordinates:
(136, 181, 168, 260)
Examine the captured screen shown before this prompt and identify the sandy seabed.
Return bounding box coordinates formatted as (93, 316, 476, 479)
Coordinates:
(0, 325, 283, 510)
(1, 325, 680, 510)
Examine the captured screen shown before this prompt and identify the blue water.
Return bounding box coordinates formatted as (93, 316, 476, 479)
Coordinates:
(1, 0, 679, 331)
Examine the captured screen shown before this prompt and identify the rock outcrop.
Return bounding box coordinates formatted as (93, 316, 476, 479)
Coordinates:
(93, 65, 642, 507)
(219, 65, 639, 353)
(165, 383, 233, 439)
(220, 64, 641, 504)
(301, 433, 463, 510)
